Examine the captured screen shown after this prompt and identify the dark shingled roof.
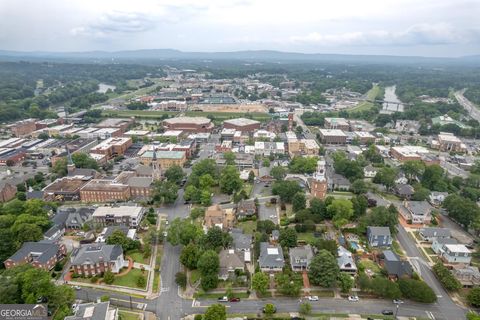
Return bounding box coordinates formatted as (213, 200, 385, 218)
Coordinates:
(8, 241, 60, 264)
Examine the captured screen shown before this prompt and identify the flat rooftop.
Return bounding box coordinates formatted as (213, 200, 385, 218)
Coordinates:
(92, 206, 143, 218)
(319, 129, 347, 137)
(164, 116, 211, 125)
(224, 118, 260, 126)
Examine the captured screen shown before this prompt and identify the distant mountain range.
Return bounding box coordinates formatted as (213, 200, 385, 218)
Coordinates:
(0, 48, 478, 64)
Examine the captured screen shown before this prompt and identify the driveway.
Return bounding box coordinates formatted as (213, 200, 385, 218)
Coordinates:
(258, 200, 278, 224)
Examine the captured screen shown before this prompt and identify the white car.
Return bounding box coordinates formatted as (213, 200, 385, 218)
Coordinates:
(307, 295, 319, 301)
(393, 299, 404, 304)
(348, 295, 359, 302)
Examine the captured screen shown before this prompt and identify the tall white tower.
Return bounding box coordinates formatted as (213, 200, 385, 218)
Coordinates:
(311, 157, 327, 199)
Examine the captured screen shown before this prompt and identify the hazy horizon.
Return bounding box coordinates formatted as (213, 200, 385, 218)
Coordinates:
(0, 0, 479, 58)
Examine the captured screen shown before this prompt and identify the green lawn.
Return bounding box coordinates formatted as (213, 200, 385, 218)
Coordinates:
(237, 220, 256, 234)
(391, 240, 405, 257)
(112, 268, 147, 289)
(190, 269, 201, 285)
(424, 247, 436, 255)
(103, 109, 271, 122)
(359, 258, 381, 273)
(118, 311, 141, 320)
(348, 84, 382, 113)
(126, 250, 149, 264)
(297, 232, 317, 244)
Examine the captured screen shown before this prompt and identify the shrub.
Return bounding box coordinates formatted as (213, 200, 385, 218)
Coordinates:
(103, 271, 114, 285)
(398, 278, 436, 303)
(137, 275, 146, 288)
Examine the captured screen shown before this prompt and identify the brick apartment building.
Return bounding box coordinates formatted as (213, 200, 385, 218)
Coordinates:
(71, 244, 126, 276)
(90, 137, 132, 159)
(4, 241, 67, 270)
(94, 118, 135, 133)
(319, 129, 347, 144)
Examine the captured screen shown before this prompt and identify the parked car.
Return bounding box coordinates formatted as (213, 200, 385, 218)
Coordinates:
(72, 286, 81, 290)
(393, 299, 404, 304)
(348, 295, 359, 302)
(217, 296, 228, 302)
(307, 295, 319, 301)
(229, 297, 240, 302)
(382, 310, 394, 315)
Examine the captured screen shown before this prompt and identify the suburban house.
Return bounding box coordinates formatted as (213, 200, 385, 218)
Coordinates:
(258, 166, 275, 183)
(230, 228, 252, 263)
(71, 244, 126, 276)
(65, 301, 118, 320)
(394, 184, 414, 200)
(236, 199, 257, 219)
(363, 165, 378, 178)
(43, 224, 65, 241)
(52, 206, 95, 230)
(4, 240, 67, 270)
(451, 265, 480, 287)
(398, 201, 432, 224)
(337, 246, 357, 274)
(383, 250, 413, 279)
(258, 242, 284, 272)
(366, 226, 392, 247)
(429, 191, 449, 206)
(270, 230, 280, 243)
(395, 172, 408, 185)
(218, 249, 245, 280)
(439, 244, 472, 264)
(432, 238, 458, 254)
(204, 204, 235, 231)
(289, 245, 314, 271)
(419, 227, 451, 242)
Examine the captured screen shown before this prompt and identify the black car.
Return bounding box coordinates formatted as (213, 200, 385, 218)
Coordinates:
(382, 310, 394, 315)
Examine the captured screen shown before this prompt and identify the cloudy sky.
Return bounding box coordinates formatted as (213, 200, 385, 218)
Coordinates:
(0, 0, 479, 57)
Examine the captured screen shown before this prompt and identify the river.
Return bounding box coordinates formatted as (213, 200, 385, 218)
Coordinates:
(382, 85, 404, 113)
(97, 83, 116, 93)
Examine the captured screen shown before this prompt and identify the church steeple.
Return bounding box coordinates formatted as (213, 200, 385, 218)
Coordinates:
(151, 147, 162, 180)
(66, 144, 75, 174)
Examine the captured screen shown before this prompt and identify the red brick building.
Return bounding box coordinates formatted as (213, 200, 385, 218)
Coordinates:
(4, 241, 67, 270)
(164, 117, 214, 133)
(71, 244, 126, 276)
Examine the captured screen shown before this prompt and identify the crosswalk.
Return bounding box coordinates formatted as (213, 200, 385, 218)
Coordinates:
(425, 311, 436, 319)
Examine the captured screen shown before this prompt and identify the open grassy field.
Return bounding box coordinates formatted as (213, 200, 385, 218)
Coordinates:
(112, 268, 147, 289)
(102, 109, 271, 121)
(237, 220, 256, 234)
(348, 84, 382, 113)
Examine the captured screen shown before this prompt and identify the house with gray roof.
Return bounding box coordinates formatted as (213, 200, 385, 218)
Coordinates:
(419, 227, 451, 242)
(258, 242, 284, 272)
(71, 244, 125, 276)
(65, 301, 118, 320)
(4, 240, 67, 271)
(218, 249, 245, 280)
(289, 245, 314, 271)
(432, 237, 458, 254)
(337, 246, 357, 274)
(383, 250, 413, 279)
(230, 228, 252, 263)
(367, 226, 392, 247)
(398, 201, 432, 225)
(53, 206, 95, 230)
(394, 184, 414, 199)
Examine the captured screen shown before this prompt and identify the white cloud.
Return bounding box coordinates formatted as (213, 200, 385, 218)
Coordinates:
(289, 23, 480, 47)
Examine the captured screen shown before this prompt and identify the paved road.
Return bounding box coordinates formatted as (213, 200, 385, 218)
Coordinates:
(455, 89, 480, 122)
(396, 224, 467, 320)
